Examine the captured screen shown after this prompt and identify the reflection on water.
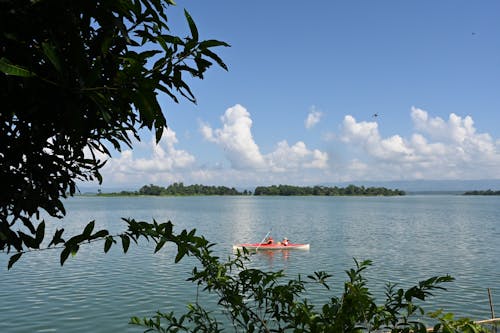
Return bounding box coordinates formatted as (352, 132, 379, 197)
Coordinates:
(1, 195, 499, 332)
(250, 249, 292, 268)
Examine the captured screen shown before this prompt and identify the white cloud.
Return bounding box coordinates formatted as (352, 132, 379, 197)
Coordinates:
(93, 104, 330, 188)
(201, 104, 329, 173)
(93, 105, 499, 188)
(341, 115, 411, 160)
(267, 141, 328, 172)
(338, 108, 500, 180)
(305, 107, 323, 129)
(201, 104, 266, 169)
(411, 107, 477, 143)
(341, 115, 380, 144)
(99, 128, 196, 185)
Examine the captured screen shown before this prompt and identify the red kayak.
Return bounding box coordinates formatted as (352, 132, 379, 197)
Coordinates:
(232, 242, 310, 251)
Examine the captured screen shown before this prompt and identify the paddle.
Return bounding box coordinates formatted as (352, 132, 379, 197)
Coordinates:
(255, 230, 272, 251)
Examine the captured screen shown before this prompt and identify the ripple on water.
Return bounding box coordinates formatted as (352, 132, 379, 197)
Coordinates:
(1, 196, 499, 332)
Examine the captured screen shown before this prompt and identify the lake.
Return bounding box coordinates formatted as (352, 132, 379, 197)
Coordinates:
(1, 195, 499, 332)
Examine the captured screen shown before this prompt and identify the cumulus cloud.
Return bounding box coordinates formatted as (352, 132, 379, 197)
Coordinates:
(267, 141, 329, 172)
(94, 104, 500, 188)
(201, 104, 266, 169)
(305, 107, 323, 129)
(411, 107, 476, 143)
(341, 115, 412, 160)
(99, 128, 196, 184)
(92, 104, 331, 187)
(201, 104, 329, 172)
(339, 108, 500, 180)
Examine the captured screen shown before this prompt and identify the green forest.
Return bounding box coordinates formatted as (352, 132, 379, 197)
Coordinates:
(100, 183, 405, 196)
(254, 184, 405, 196)
(102, 183, 249, 196)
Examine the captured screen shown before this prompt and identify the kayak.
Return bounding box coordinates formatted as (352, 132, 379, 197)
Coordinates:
(232, 243, 310, 251)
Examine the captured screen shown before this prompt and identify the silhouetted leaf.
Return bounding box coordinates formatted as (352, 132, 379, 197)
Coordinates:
(184, 10, 198, 41)
(48, 228, 65, 247)
(83, 221, 95, 237)
(60, 246, 71, 265)
(104, 237, 113, 253)
(154, 238, 166, 253)
(91, 229, 109, 240)
(175, 246, 187, 263)
(8, 253, 23, 270)
(121, 235, 130, 253)
(35, 221, 45, 245)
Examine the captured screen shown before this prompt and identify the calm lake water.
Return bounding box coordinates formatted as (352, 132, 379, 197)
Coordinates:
(1, 195, 499, 332)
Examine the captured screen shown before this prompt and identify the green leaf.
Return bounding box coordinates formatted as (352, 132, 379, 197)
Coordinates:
(0, 57, 35, 77)
(71, 245, 79, 257)
(8, 253, 23, 270)
(184, 10, 198, 41)
(42, 42, 62, 73)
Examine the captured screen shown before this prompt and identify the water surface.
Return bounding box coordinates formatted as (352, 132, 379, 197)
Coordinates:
(1, 195, 499, 332)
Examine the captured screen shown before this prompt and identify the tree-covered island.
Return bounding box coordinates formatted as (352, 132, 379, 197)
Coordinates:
(463, 189, 500, 195)
(99, 183, 405, 196)
(101, 183, 248, 196)
(254, 184, 405, 196)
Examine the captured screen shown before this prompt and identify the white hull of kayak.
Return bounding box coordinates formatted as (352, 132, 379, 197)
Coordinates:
(232, 243, 310, 251)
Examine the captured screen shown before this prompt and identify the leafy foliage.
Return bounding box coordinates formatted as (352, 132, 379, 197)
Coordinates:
(429, 310, 489, 333)
(0, 0, 228, 261)
(127, 241, 487, 333)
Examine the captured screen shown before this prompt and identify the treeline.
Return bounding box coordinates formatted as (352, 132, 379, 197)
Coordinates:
(100, 183, 405, 196)
(254, 184, 405, 196)
(463, 189, 500, 195)
(106, 183, 250, 196)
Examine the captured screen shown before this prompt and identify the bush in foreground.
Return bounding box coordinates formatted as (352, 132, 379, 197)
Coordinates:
(115, 223, 486, 333)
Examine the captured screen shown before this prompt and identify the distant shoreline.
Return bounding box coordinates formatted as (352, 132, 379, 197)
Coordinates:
(463, 190, 500, 195)
(87, 183, 406, 197)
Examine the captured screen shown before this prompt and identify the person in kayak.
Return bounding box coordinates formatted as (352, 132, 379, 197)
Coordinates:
(282, 237, 289, 246)
(263, 236, 274, 245)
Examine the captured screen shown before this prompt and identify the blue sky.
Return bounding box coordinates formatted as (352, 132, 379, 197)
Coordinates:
(96, 0, 500, 188)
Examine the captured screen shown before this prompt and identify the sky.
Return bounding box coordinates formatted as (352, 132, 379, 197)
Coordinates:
(94, 0, 500, 189)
